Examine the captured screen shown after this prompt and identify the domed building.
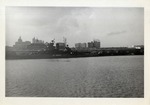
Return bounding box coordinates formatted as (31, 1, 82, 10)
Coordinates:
(13, 36, 31, 51)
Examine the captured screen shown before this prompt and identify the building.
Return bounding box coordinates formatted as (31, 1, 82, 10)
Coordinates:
(63, 37, 67, 47)
(24, 37, 46, 51)
(6, 46, 14, 51)
(75, 43, 87, 49)
(88, 42, 94, 48)
(93, 40, 100, 49)
(27, 43, 47, 51)
(32, 37, 44, 44)
(13, 36, 31, 51)
(88, 40, 100, 49)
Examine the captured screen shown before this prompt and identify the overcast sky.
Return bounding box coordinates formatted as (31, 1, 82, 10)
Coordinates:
(6, 7, 144, 47)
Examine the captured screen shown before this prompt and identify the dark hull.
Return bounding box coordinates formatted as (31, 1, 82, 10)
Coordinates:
(6, 54, 97, 60)
(6, 53, 144, 60)
(6, 48, 144, 60)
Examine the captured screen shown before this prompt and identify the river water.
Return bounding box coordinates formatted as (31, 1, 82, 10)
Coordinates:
(6, 56, 144, 97)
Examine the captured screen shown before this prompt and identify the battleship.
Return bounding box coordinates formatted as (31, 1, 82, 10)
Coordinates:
(6, 37, 144, 60)
(6, 45, 144, 60)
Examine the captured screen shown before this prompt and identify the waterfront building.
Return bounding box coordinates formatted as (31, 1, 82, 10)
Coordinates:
(32, 37, 36, 43)
(24, 37, 46, 51)
(88, 40, 100, 49)
(63, 37, 67, 47)
(27, 43, 47, 51)
(6, 46, 14, 51)
(32, 37, 44, 44)
(88, 42, 94, 48)
(75, 43, 87, 49)
(93, 40, 100, 49)
(13, 36, 31, 51)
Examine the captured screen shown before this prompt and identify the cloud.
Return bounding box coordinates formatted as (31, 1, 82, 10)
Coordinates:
(6, 7, 143, 47)
(107, 30, 127, 36)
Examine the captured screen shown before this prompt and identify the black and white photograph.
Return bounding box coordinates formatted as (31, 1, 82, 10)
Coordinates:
(5, 6, 144, 97)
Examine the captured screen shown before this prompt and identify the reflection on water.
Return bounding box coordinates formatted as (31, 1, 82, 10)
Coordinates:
(6, 56, 144, 97)
(46, 59, 71, 62)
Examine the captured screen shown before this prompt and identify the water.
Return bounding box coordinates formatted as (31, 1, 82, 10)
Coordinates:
(6, 56, 144, 97)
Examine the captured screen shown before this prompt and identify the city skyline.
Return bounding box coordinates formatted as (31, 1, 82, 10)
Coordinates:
(6, 7, 144, 47)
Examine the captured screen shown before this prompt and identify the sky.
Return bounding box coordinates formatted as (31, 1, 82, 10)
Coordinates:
(6, 7, 144, 47)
